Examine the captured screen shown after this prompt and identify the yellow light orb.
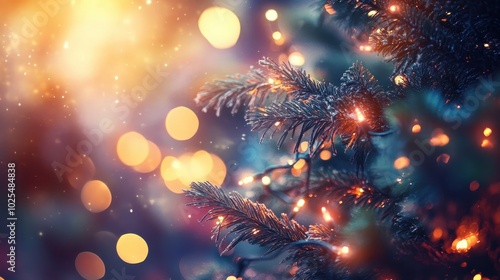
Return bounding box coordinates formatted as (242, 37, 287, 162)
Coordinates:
(393, 156, 410, 170)
(288, 51, 305, 66)
(265, 9, 278, 21)
(116, 233, 149, 264)
(272, 31, 282, 40)
(473, 273, 482, 280)
(165, 106, 199, 141)
(261, 176, 271, 186)
(75, 251, 106, 280)
(206, 153, 227, 185)
(160, 156, 179, 181)
(198, 7, 241, 49)
(190, 150, 214, 180)
(116, 131, 150, 166)
(81, 180, 112, 213)
(226, 276, 238, 280)
(483, 127, 492, 137)
(133, 141, 162, 173)
(319, 150, 332, 161)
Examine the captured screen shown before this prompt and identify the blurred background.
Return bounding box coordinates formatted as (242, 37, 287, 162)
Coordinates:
(0, 0, 391, 279)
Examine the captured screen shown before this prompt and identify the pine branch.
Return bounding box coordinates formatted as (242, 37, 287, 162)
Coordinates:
(246, 62, 392, 162)
(185, 182, 307, 254)
(195, 67, 285, 116)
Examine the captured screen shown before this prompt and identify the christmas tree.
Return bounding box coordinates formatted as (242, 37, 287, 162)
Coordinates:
(185, 0, 500, 279)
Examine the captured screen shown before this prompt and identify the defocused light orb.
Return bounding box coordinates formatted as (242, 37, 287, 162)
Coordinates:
(265, 9, 278, 21)
(288, 51, 305, 66)
(206, 153, 227, 185)
(133, 141, 162, 173)
(75, 251, 105, 280)
(81, 180, 112, 213)
(191, 150, 213, 179)
(164, 178, 189, 194)
(161, 156, 179, 181)
(393, 156, 410, 169)
(165, 106, 199, 141)
(117, 131, 150, 166)
(198, 7, 241, 49)
(116, 233, 149, 264)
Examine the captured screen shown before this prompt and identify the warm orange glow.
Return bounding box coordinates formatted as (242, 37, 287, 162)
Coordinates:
(321, 207, 332, 222)
(116, 233, 149, 264)
(319, 150, 332, 160)
(412, 124, 421, 133)
(389, 5, 398, 12)
(340, 246, 349, 255)
(469, 180, 480, 191)
(75, 251, 105, 280)
(355, 107, 365, 122)
(483, 127, 492, 137)
(481, 139, 494, 148)
(116, 131, 150, 166)
(206, 153, 227, 186)
(430, 130, 449, 146)
(293, 159, 307, 170)
(324, 4, 336, 14)
(394, 156, 410, 169)
(133, 141, 162, 173)
(274, 121, 281, 126)
(455, 239, 468, 251)
(394, 75, 406, 86)
(436, 153, 450, 164)
(299, 141, 309, 153)
(473, 274, 482, 280)
(432, 228, 443, 240)
(165, 106, 199, 141)
(297, 198, 305, 207)
(190, 150, 214, 179)
(81, 180, 112, 213)
(367, 10, 378, 17)
(160, 156, 179, 181)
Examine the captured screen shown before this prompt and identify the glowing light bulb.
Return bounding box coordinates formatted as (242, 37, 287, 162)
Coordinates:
(456, 239, 468, 250)
(483, 127, 492, 137)
(412, 124, 421, 133)
(261, 176, 271, 185)
(367, 10, 378, 17)
(274, 121, 281, 126)
(324, 4, 336, 14)
(321, 207, 332, 222)
(288, 51, 305, 66)
(393, 156, 410, 169)
(272, 31, 282, 40)
(355, 108, 365, 122)
(340, 246, 349, 255)
(265, 9, 278, 21)
(389, 5, 398, 12)
(297, 199, 305, 207)
(394, 75, 406, 86)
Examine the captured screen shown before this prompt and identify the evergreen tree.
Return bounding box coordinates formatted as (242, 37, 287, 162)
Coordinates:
(186, 0, 500, 278)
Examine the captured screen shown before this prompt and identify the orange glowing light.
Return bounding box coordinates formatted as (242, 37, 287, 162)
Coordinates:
(75, 251, 106, 280)
(455, 239, 468, 251)
(165, 106, 199, 141)
(321, 207, 333, 222)
(355, 108, 365, 122)
(319, 150, 332, 160)
(297, 198, 305, 207)
(116, 131, 150, 166)
(430, 130, 449, 146)
(389, 5, 398, 12)
(340, 246, 349, 255)
(116, 233, 149, 264)
(299, 141, 309, 153)
(483, 127, 492, 137)
(481, 139, 493, 148)
(432, 228, 443, 240)
(411, 124, 421, 133)
(394, 156, 410, 169)
(394, 75, 406, 86)
(293, 159, 307, 170)
(133, 140, 162, 173)
(473, 274, 482, 280)
(324, 4, 336, 14)
(81, 180, 112, 213)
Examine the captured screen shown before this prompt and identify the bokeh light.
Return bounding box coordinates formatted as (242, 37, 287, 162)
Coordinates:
(133, 141, 162, 173)
(81, 180, 112, 213)
(116, 233, 149, 264)
(165, 106, 199, 141)
(265, 9, 278, 21)
(117, 131, 150, 166)
(393, 156, 410, 169)
(288, 51, 305, 66)
(198, 7, 241, 49)
(74, 251, 106, 280)
(161, 151, 226, 193)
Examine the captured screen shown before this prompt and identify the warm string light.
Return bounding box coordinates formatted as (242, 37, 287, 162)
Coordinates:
(265, 9, 278, 21)
(238, 176, 254, 185)
(355, 107, 366, 122)
(324, 4, 336, 15)
(389, 5, 399, 13)
(321, 207, 332, 222)
(429, 129, 449, 146)
(394, 156, 410, 169)
(359, 45, 373, 52)
(294, 198, 306, 213)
